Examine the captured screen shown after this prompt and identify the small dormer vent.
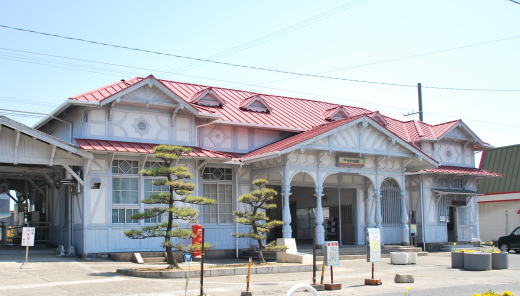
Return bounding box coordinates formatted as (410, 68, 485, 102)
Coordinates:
(191, 88, 226, 107)
(239, 95, 272, 113)
(323, 106, 349, 121)
(371, 111, 388, 126)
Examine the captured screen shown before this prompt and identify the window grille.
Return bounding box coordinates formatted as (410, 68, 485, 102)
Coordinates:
(330, 205, 353, 225)
(203, 167, 232, 180)
(381, 178, 401, 227)
(436, 177, 448, 188)
(112, 160, 138, 174)
(451, 178, 463, 189)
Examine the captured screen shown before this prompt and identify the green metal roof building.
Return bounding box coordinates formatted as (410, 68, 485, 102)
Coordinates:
(477, 144, 520, 244)
(478, 144, 520, 194)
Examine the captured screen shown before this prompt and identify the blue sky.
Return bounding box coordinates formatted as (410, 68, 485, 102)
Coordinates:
(1, 0, 519, 158)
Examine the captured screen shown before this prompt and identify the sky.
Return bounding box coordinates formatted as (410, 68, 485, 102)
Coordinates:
(1, 0, 519, 165)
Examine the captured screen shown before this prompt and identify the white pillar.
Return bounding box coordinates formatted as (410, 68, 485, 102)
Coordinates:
(364, 193, 373, 227)
(400, 192, 410, 246)
(282, 185, 292, 238)
(374, 190, 382, 229)
(314, 187, 325, 248)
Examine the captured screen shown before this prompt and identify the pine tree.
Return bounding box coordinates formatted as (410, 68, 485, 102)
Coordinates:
(232, 179, 287, 264)
(124, 145, 216, 269)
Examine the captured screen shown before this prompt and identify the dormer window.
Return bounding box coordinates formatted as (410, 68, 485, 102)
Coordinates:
(239, 95, 272, 113)
(371, 111, 388, 126)
(191, 88, 226, 107)
(323, 106, 349, 121)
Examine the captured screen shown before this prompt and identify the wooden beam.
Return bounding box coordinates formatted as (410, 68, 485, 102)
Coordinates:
(28, 179, 46, 196)
(62, 164, 84, 186)
(14, 130, 20, 165)
(49, 145, 57, 166)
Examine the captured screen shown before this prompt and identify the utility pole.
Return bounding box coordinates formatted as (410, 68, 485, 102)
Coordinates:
(417, 83, 423, 121)
(403, 83, 424, 121)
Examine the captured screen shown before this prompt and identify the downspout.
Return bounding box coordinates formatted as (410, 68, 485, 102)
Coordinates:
(235, 162, 244, 259)
(52, 116, 73, 143)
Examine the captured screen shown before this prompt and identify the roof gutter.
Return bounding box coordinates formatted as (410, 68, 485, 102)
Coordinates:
(240, 151, 281, 163)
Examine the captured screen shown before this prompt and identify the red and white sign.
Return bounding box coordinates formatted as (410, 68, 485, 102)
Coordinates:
(21, 227, 35, 247)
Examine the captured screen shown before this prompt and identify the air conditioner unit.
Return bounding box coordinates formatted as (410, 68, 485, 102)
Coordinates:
(0, 183, 8, 194)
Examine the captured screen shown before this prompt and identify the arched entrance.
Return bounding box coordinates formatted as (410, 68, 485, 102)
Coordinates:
(381, 178, 402, 244)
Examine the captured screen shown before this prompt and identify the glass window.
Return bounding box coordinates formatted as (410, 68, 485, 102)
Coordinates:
(203, 183, 233, 224)
(112, 177, 138, 204)
(112, 208, 138, 224)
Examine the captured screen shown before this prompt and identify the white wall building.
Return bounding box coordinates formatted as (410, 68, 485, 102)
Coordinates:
(0, 75, 502, 256)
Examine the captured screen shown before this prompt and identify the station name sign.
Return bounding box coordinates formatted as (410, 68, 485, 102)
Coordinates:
(336, 155, 365, 168)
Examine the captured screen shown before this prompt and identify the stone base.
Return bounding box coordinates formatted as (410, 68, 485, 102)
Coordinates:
(394, 274, 414, 283)
(324, 283, 342, 290)
(364, 279, 382, 285)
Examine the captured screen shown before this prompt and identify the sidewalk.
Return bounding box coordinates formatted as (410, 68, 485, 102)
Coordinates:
(1, 245, 519, 296)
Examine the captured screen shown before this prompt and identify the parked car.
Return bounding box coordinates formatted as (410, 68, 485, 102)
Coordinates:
(498, 226, 520, 253)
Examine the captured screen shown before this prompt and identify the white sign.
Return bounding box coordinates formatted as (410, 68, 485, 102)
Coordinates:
(21, 227, 35, 247)
(324, 241, 339, 266)
(366, 228, 381, 262)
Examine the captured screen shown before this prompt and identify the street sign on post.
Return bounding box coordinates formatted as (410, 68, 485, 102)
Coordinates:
(324, 241, 339, 266)
(365, 228, 382, 285)
(21, 227, 35, 268)
(366, 228, 381, 262)
(21, 227, 35, 247)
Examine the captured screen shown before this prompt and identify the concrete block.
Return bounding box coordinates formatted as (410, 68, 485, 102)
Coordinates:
(408, 252, 417, 264)
(394, 274, 414, 283)
(276, 251, 313, 264)
(277, 238, 297, 253)
(133, 253, 144, 264)
(390, 252, 408, 265)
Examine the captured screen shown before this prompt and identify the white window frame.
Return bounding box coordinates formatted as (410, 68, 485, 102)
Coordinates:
(202, 167, 234, 225)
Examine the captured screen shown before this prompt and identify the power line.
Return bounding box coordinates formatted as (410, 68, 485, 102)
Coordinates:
(2, 47, 520, 132)
(164, 0, 367, 75)
(2, 24, 519, 92)
(256, 35, 520, 86)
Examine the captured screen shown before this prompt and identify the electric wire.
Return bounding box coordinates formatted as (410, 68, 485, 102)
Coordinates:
(1, 24, 519, 92)
(163, 0, 367, 76)
(1, 47, 519, 133)
(256, 35, 520, 86)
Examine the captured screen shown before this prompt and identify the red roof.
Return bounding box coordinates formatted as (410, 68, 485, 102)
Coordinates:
(68, 76, 479, 144)
(421, 165, 503, 177)
(75, 139, 243, 159)
(241, 115, 365, 160)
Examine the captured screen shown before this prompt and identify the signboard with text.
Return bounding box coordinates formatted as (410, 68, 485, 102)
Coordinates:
(21, 227, 35, 247)
(366, 228, 381, 262)
(324, 241, 339, 266)
(336, 156, 365, 167)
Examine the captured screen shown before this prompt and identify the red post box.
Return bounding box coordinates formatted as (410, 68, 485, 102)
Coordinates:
(191, 224, 203, 258)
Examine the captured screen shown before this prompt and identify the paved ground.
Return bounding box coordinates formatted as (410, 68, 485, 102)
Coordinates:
(0, 246, 519, 296)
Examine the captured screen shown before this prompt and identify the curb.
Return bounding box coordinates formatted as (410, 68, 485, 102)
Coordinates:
(117, 264, 317, 278)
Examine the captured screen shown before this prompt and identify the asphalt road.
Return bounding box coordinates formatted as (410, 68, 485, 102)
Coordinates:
(0, 246, 519, 296)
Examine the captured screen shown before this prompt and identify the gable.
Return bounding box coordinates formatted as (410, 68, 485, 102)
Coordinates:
(241, 116, 437, 170)
(119, 84, 182, 108)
